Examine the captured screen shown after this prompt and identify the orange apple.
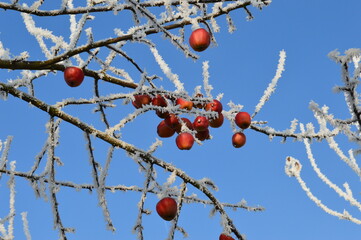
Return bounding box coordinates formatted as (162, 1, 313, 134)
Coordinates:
(232, 132, 246, 148)
(176, 98, 193, 110)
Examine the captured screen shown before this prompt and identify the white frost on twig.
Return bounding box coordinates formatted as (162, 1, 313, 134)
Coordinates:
(147, 139, 163, 154)
(202, 61, 213, 98)
(286, 156, 361, 224)
(0, 41, 10, 60)
(295, 169, 361, 224)
(286, 120, 361, 224)
(21, 13, 66, 59)
(7, 161, 17, 240)
(299, 123, 361, 211)
(21, 212, 32, 240)
(0, 136, 13, 178)
(311, 102, 361, 177)
(253, 50, 286, 117)
(149, 47, 185, 92)
(226, 14, 236, 33)
(211, 3, 223, 32)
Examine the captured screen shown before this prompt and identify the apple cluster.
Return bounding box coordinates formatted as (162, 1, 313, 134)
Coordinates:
(63, 28, 245, 239)
(132, 93, 252, 150)
(156, 197, 235, 240)
(62, 29, 251, 151)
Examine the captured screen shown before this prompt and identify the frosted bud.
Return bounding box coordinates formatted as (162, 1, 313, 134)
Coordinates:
(285, 156, 302, 177)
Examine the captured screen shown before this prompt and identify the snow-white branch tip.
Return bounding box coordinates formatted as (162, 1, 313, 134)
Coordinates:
(253, 50, 286, 118)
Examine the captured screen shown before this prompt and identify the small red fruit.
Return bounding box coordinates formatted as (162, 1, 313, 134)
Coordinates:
(156, 197, 178, 221)
(232, 132, 246, 148)
(205, 99, 223, 113)
(193, 116, 209, 132)
(195, 128, 210, 141)
(152, 95, 169, 118)
(132, 94, 151, 109)
(194, 93, 206, 109)
(175, 118, 194, 133)
(189, 28, 211, 52)
(152, 94, 167, 107)
(156, 110, 169, 119)
(219, 233, 235, 240)
(176, 132, 195, 150)
(157, 120, 175, 138)
(164, 114, 180, 129)
(64, 67, 84, 87)
(235, 112, 251, 129)
(209, 113, 224, 128)
(176, 98, 193, 110)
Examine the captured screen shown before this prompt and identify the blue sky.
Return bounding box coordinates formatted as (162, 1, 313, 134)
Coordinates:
(0, 0, 361, 239)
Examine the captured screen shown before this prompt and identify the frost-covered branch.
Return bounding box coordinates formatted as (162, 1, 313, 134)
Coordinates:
(47, 117, 73, 240)
(253, 49, 286, 118)
(284, 49, 361, 225)
(0, 0, 269, 17)
(285, 156, 361, 224)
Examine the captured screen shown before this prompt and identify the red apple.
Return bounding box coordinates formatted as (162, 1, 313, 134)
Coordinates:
(156, 110, 169, 119)
(219, 233, 235, 240)
(64, 67, 84, 87)
(194, 93, 206, 109)
(132, 94, 151, 109)
(189, 28, 211, 52)
(175, 118, 194, 133)
(156, 197, 177, 221)
(152, 94, 167, 107)
(232, 132, 246, 148)
(157, 120, 175, 138)
(209, 113, 224, 128)
(195, 128, 210, 141)
(152, 95, 169, 118)
(176, 132, 194, 150)
(176, 98, 193, 110)
(235, 112, 251, 129)
(164, 114, 180, 129)
(193, 116, 209, 132)
(205, 99, 223, 113)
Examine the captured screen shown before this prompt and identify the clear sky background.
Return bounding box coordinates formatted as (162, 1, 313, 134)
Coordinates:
(0, 0, 361, 239)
